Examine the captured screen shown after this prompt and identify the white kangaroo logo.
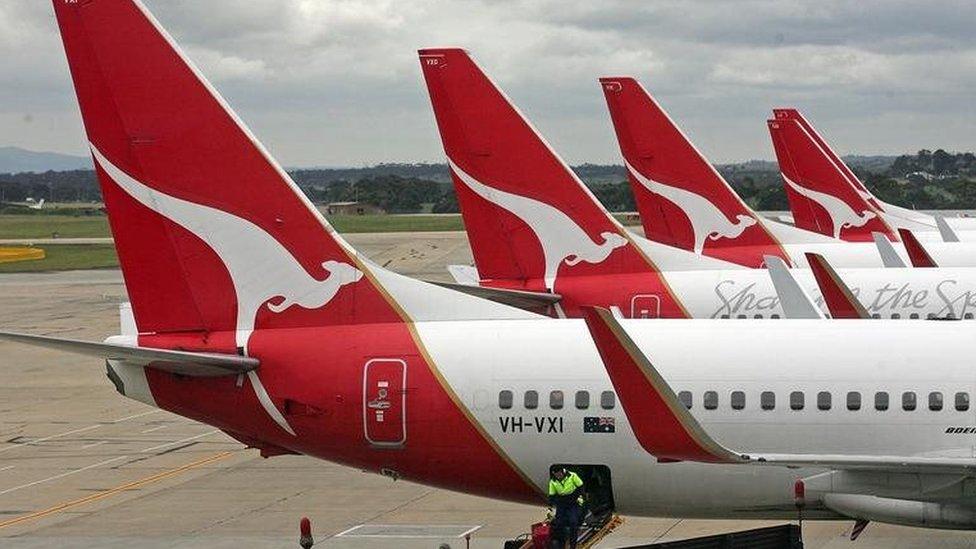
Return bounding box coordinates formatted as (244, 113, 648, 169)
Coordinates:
(626, 161, 756, 254)
(782, 174, 876, 238)
(91, 145, 364, 437)
(91, 145, 363, 345)
(449, 159, 628, 290)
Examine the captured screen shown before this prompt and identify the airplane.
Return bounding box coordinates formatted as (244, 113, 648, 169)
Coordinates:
(418, 50, 976, 320)
(597, 76, 976, 267)
(769, 109, 976, 243)
(8, 0, 976, 535)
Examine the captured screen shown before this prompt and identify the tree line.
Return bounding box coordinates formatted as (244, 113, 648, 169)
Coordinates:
(3, 151, 976, 214)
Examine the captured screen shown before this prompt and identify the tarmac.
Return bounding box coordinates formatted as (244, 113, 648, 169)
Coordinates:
(1, 231, 975, 548)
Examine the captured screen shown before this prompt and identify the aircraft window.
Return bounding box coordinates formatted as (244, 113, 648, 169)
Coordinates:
(789, 391, 804, 410)
(760, 391, 775, 410)
(910, 313, 919, 319)
(891, 313, 900, 319)
(927, 313, 936, 319)
(947, 313, 957, 320)
(817, 391, 831, 411)
(871, 314, 881, 319)
(600, 391, 616, 410)
(524, 390, 538, 409)
(499, 390, 513, 409)
(737, 314, 747, 319)
(730, 391, 745, 410)
(721, 314, 730, 319)
(703, 391, 718, 410)
(575, 391, 590, 410)
(955, 392, 970, 411)
(847, 392, 861, 411)
(902, 391, 917, 411)
(966, 313, 974, 320)
(753, 314, 762, 319)
(678, 391, 693, 410)
(929, 392, 944, 411)
(874, 392, 889, 411)
(771, 314, 781, 319)
(549, 390, 563, 410)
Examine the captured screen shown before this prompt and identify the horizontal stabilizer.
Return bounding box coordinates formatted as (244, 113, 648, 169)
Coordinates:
(872, 232, 907, 268)
(934, 215, 961, 243)
(805, 253, 869, 319)
(898, 229, 938, 268)
(447, 264, 481, 286)
(764, 255, 825, 319)
(0, 331, 257, 377)
(428, 281, 560, 312)
(581, 307, 976, 474)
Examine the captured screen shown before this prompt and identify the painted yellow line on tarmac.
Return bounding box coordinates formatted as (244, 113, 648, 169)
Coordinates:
(0, 451, 235, 531)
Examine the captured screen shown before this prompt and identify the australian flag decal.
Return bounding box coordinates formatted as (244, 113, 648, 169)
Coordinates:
(583, 416, 615, 433)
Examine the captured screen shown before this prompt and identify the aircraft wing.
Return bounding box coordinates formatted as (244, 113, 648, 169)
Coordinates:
(427, 281, 561, 312)
(0, 331, 257, 377)
(580, 306, 976, 474)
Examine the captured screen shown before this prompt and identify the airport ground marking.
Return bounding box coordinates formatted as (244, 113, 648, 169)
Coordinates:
(0, 455, 129, 496)
(0, 425, 100, 454)
(140, 430, 220, 453)
(0, 451, 234, 531)
(111, 409, 161, 423)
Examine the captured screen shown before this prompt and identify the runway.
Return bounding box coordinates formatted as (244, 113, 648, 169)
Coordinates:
(1, 231, 974, 547)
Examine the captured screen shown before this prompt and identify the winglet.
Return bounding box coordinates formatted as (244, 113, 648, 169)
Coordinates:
(898, 229, 938, 268)
(805, 253, 870, 319)
(934, 215, 961, 243)
(580, 306, 743, 464)
(763, 255, 825, 319)
(872, 232, 907, 268)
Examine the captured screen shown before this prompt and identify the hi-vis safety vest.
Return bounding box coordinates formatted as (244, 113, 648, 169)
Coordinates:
(548, 471, 584, 505)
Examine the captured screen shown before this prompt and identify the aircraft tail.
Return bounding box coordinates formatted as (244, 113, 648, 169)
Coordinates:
(600, 77, 789, 267)
(773, 109, 882, 210)
(419, 49, 649, 291)
(767, 116, 896, 242)
(55, 1, 530, 348)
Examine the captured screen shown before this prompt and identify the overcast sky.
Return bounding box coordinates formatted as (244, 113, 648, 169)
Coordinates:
(2, 1, 975, 167)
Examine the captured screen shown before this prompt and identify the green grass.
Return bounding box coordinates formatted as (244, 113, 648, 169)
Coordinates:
(0, 244, 118, 273)
(325, 214, 464, 233)
(0, 212, 638, 240)
(0, 215, 111, 239)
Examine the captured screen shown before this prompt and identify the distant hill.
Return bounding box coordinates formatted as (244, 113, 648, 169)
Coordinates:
(0, 147, 91, 174)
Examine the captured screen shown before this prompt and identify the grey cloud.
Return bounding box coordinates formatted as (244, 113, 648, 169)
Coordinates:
(1, 0, 975, 166)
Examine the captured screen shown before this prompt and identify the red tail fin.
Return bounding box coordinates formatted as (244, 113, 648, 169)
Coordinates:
(774, 109, 883, 211)
(804, 253, 869, 319)
(898, 229, 938, 268)
(418, 49, 653, 291)
(600, 77, 788, 268)
(54, 0, 405, 343)
(768, 118, 895, 242)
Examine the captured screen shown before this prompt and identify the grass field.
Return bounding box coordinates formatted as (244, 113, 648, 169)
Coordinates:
(0, 244, 118, 273)
(326, 214, 464, 232)
(0, 211, 641, 272)
(0, 215, 110, 239)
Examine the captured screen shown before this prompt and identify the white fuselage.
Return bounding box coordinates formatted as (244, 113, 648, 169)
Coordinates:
(423, 319, 976, 517)
(664, 267, 976, 320)
(764, 220, 976, 268)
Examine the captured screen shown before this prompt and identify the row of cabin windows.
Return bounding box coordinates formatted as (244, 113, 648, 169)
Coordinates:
(719, 313, 975, 319)
(498, 390, 616, 410)
(679, 390, 970, 412)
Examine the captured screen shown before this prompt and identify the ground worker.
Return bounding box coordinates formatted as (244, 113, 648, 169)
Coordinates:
(547, 466, 585, 549)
